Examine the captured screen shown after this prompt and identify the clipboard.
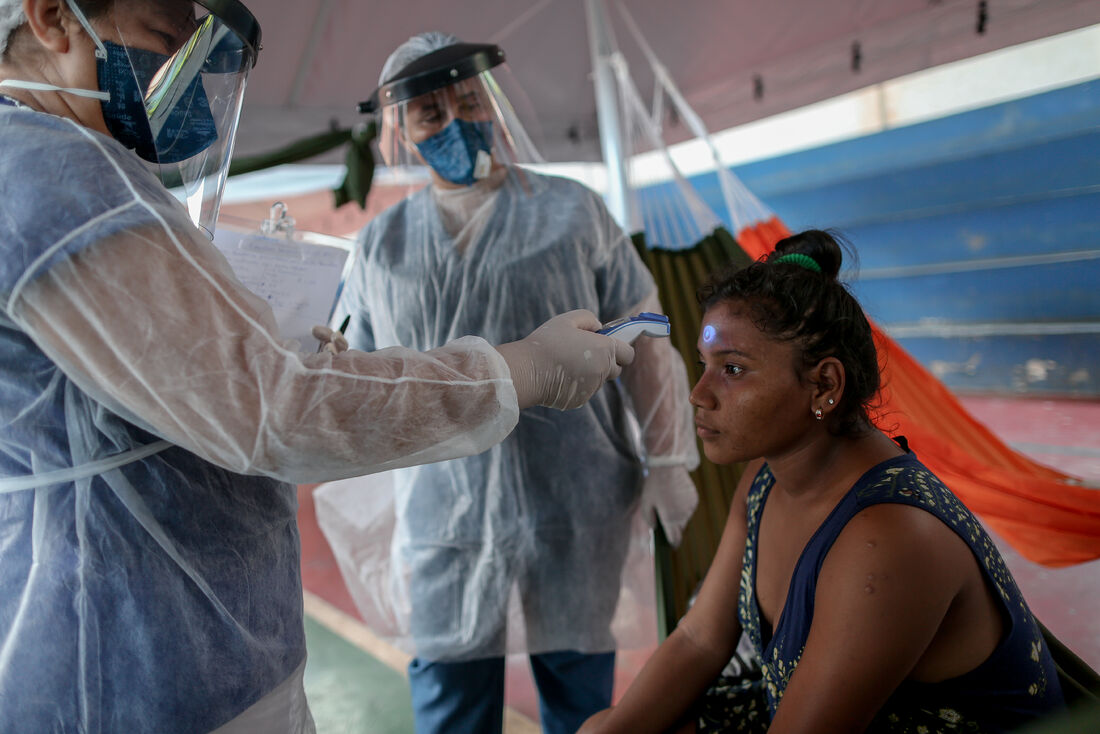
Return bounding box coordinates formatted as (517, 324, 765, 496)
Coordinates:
(213, 203, 354, 350)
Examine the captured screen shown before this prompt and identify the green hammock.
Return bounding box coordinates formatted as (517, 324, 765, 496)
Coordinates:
(629, 226, 751, 640)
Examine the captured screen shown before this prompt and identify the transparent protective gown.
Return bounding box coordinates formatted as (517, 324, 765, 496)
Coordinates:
(0, 107, 518, 731)
(325, 167, 698, 661)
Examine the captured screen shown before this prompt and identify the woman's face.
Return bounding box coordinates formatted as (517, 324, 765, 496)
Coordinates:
(690, 300, 816, 465)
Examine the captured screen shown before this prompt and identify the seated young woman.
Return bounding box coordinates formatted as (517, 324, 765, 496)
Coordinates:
(578, 230, 1066, 733)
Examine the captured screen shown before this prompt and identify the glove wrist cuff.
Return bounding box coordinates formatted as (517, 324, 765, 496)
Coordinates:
(495, 342, 537, 410)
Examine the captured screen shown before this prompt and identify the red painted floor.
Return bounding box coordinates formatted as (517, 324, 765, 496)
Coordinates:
(299, 483, 362, 622)
(956, 395, 1100, 484)
(954, 395, 1100, 681)
(298, 395, 1100, 725)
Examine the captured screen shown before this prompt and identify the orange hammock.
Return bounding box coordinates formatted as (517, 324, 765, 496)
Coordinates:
(738, 216, 1100, 568)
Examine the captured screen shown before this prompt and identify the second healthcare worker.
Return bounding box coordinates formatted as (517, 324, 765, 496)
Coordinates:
(330, 32, 700, 734)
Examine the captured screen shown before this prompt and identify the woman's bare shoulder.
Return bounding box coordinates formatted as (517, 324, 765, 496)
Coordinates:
(824, 499, 973, 606)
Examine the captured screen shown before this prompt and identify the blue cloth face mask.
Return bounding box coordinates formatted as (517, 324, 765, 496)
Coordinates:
(415, 119, 494, 186)
(98, 41, 218, 164)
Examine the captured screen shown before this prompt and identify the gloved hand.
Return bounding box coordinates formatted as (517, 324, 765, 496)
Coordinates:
(640, 464, 699, 548)
(495, 310, 635, 410)
(311, 325, 349, 355)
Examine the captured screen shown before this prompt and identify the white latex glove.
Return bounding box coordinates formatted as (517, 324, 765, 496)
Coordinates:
(495, 310, 635, 410)
(311, 325, 349, 355)
(640, 464, 699, 548)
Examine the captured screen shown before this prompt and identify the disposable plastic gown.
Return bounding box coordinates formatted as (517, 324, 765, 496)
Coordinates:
(323, 168, 697, 661)
(0, 105, 518, 732)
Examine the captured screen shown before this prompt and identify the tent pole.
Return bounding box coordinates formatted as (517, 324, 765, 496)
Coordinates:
(585, 0, 632, 230)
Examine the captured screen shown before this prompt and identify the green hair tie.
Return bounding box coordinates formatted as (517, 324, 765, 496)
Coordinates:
(773, 253, 822, 273)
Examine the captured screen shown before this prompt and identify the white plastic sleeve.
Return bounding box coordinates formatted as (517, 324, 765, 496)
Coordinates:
(618, 292, 700, 472)
(11, 221, 519, 483)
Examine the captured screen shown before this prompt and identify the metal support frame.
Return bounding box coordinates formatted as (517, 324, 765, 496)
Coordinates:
(585, 0, 632, 229)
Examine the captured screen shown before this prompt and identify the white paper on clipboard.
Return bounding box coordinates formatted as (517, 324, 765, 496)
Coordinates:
(212, 210, 354, 350)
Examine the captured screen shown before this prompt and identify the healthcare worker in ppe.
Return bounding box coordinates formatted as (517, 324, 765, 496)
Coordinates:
(0, 3, 635, 732)
(331, 32, 700, 734)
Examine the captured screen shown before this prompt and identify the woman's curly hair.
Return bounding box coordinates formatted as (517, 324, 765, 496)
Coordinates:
(697, 229, 881, 437)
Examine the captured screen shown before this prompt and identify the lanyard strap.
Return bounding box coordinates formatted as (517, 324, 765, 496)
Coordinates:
(0, 440, 173, 494)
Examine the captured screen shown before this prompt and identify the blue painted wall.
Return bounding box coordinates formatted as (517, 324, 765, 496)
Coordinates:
(662, 79, 1100, 397)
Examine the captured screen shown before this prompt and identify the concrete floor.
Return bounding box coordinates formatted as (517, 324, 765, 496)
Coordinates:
(303, 609, 414, 734)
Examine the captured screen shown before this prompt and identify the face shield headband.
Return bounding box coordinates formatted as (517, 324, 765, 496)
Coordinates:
(358, 43, 506, 115)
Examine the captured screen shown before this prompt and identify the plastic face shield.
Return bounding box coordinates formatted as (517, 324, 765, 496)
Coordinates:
(360, 43, 543, 180)
(103, 0, 260, 236)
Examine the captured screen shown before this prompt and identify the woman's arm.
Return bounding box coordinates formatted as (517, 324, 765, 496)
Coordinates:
(767, 502, 973, 734)
(580, 460, 762, 734)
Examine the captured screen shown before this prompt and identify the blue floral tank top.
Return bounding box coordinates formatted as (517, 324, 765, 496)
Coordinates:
(738, 449, 1065, 732)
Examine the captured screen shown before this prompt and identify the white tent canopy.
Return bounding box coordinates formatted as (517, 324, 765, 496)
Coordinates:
(236, 0, 1100, 163)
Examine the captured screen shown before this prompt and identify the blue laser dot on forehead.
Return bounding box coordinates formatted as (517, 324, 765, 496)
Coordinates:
(703, 324, 717, 344)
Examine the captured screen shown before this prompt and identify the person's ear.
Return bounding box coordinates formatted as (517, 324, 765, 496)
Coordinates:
(22, 0, 73, 53)
(812, 357, 845, 417)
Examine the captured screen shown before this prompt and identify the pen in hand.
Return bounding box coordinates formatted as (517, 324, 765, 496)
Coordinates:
(314, 315, 351, 354)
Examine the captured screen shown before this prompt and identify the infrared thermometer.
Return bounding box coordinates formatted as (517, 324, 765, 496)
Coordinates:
(597, 312, 671, 343)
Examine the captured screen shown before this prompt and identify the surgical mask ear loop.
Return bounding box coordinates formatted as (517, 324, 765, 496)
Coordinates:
(55, 0, 111, 100)
(65, 0, 108, 63)
(0, 79, 107, 100)
(0, 0, 111, 102)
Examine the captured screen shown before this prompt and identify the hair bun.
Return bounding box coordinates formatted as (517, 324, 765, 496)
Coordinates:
(770, 229, 844, 279)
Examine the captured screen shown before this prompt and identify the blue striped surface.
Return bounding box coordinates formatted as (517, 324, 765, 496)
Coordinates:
(648, 80, 1100, 396)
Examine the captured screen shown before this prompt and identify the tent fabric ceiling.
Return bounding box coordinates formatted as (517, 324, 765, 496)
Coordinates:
(236, 0, 1100, 164)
